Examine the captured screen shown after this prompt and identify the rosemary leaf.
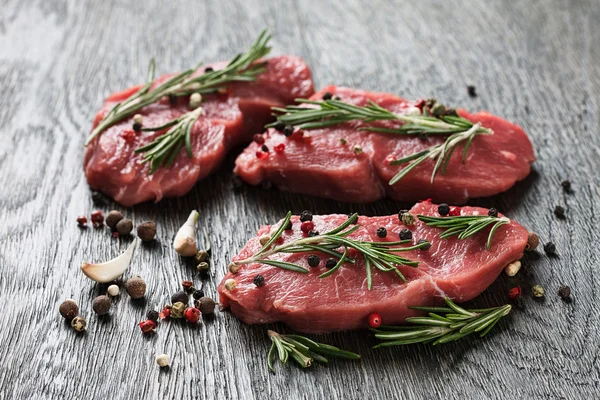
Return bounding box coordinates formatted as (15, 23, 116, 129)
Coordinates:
(418, 214, 510, 250)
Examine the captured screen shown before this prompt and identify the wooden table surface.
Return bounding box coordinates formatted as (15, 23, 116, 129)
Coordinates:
(1, 1, 599, 399)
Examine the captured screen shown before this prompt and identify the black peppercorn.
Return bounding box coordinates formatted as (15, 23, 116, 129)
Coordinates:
(437, 203, 450, 216)
(274, 122, 285, 131)
(283, 125, 294, 137)
(561, 180, 572, 193)
(204, 67, 214, 73)
(554, 205, 565, 219)
(300, 210, 313, 222)
(332, 95, 341, 101)
(261, 144, 269, 152)
(488, 207, 498, 218)
(284, 220, 293, 230)
(308, 230, 320, 237)
(376, 227, 387, 238)
(558, 285, 571, 301)
(543, 241, 557, 255)
(147, 310, 159, 322)
(253, 274, 265, 287)
(325, 258, 336, 269)
(192, 289, 205, 300)
(467, 85, 477, 98)
(171, 291, 189, 306)
(418, 239, 431, 250)
(322, 92, 333, 100)
(307, 255, 320, 267)
(399, 228, 412, 241)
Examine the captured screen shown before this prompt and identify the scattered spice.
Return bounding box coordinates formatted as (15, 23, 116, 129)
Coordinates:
(256, 150, 267, 159)
(376, 227, 387, 238)
(197, 261, 210, 273)
(92, 295, 111, 315)
(368, 312, 382, 328)
(558, 285, 571, 301)
(137, 221, 157, 242)
(307, 255, 320, 267)
(322, 92, 333, 100)
(156, 354, 169, 368)
(308, 230, 319, 237)
(59, 299, 79, 320)
(561, 180, 572, 193)
(105, 210, 124, 229)
(189, 93, 202, 109)
(195, 250, 209, 263)
(228, 263, 241, 274)
(532, 284, 545, 298)
(274, 143, 285, 153)
(133, 121, 142, 132)
(504, 260, 522, 277)
(160, 305, 172, 319)
(339, 138, 347, 145)
(184, 307, 201, 323)
(147, 310, 159, 323)
(417, 239, 431, 250)
(171, 291, 189, 305)
(204, 66, 214, 73)
(300, 221, 315, 234)
(193, 289, 204, 300)
(488, 207, 498, 218)
(508, 286, 522, 300)
(224, 279, 237, 291)
(467, 85, 477, 98)
(196, 297, 216, 315)
(71, 316, 87, 332)
(300, 210, 313, 222)
(274, 122, 285, 131)
(543, 241, 557, 255)
(77, 216, 88, 228)
(400, 212, 415, 226)
(116, 218, 133, 235)
(91, 210, 104, 227)
(260, 144, 269, 153)
(171, 302, 186, 318)
(253, 274, 265, 287)
(325, 258, 336, 269)
(554, 205, 566, 219)
(133, 114, 143, 125)
(283, 125, 294, 137)
(353, 145, 363, 155)
(448, 206, 461, 216)
(525, 232, 540, 251)
(399, 228, 412, 241)
(437, 203, 450, 216)
(182, 281, 194, 293)
(107, 284, 120, 297)
(139, 320, 156, 333)
(125, 276, 146, 299)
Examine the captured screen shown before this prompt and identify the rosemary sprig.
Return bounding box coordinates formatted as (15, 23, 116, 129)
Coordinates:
(417, 214, 510, 250)
(267, 99, 493, 184)
(234, 212, 431, 290)
(267, 330, 360, 372)
(372, 298, 512, 347)
(86, 29, 272, 145)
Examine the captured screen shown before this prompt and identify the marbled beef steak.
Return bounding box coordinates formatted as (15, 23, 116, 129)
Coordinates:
(218, 202, 528, 333)
(234, 86, 535, 204)
(84, 56, 314, 206)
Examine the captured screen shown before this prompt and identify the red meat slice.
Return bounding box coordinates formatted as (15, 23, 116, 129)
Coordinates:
(84, 56, 314, 206)
(218, 202, 528, 333)
(234, 86, 535, 204)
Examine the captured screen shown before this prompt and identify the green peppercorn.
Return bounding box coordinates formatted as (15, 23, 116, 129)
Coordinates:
(195, 250, 209, 263)
(532, 284, 545, 298)
(401, 212, 415, 225)
(71, 316, 87, 332)
(171, 302, 185, 318)
(197, 261, 210, 273)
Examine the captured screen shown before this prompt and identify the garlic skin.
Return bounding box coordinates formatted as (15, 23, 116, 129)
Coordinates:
(81, 240, 137, 283)
(174, 210, 199, 257)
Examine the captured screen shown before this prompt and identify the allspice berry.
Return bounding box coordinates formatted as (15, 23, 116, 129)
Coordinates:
(116, 218, 133, 235)
(137, 221, 157, 241)
(525, 232, 540, 251)
(105, 210, 124, 229)
(71, 316, 87, 332)
(92, 295, 111, 315)
(196, 297, 215, 315)
(125, 275, 147, 299)
(59, 299, 79, 320)
(171, 291, 189, 306)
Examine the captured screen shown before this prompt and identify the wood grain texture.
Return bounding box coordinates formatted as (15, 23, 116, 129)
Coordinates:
(0, 0, 599, 399)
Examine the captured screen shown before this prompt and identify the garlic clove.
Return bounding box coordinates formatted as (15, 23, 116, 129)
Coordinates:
(174, 210, 199, 257)
(81, 239, 137, 282)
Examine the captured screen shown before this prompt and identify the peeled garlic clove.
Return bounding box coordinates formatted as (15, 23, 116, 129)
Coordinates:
(81, 240, 137, 283)
(174, 210, 199, 257)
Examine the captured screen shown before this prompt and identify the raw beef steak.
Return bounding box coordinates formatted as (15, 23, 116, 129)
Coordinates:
(85, 56, 314, 206)
(218, 202, 528, 333)
(234, 86, 535, 204)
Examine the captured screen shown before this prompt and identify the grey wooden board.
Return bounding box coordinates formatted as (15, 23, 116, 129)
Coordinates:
(0, 0, 598, 399)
